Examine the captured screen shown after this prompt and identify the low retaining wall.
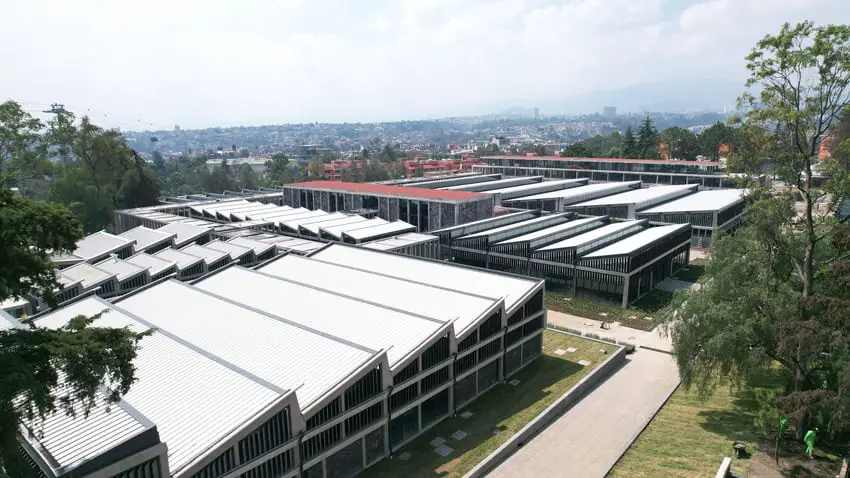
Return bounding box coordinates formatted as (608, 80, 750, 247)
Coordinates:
(463, 331, 627, 478)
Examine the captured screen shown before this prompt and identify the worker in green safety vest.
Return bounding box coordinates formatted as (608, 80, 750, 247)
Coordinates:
(804, 427, 817, 459)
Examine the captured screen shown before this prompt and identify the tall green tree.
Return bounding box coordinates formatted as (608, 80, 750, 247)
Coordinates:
(561, 142, 593, 158)
(659, 127, 699, 160)
(635, 117, 659, 159)
(699, 122, 736, 161)
(0, 102, 52, 198)
(622, 126, 637, 158)
(237, 163, 261, 190)
(47, 114, 161, 231)
(666, 21, 850, 437)
(0, 188, 148, 477)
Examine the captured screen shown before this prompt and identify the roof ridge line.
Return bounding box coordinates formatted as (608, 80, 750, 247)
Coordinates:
(169, 279, 379, 354)
(96, 295, 289, 395)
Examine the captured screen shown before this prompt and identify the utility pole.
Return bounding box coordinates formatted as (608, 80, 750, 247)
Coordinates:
(42, 103, 71, 116)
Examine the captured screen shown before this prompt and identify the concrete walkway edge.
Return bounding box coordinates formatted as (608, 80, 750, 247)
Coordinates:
(602, 379, 682, 477)
(464, 332, 627, 478)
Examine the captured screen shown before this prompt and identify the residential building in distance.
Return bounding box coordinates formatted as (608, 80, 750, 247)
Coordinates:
(475, 155, 738, 189)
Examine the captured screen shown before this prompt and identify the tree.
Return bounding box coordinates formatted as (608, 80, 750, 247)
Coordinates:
(0, 188, 148, 476)
(726, 120, 773, 175)
(308, 158, 326, 179)
(699, 122, 736, 161)
(0, 101, 52, 198)
(47, 114, 161, 231)
(265, 155, 293, 185)
(622, 126, 637, 158)
(635, 117, 659, 159)
(237, 163, 261, 190)
(659, 127, 699, 160)
(666, 21, 850, 437)
(561, 142, 593, 158)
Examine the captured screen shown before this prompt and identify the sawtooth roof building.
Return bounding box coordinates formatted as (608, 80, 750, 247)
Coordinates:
(280, 181, 495, 231)
(475, 155, 739, 189)
(433, 212, 692, 307)
(17, 244, 545, 478)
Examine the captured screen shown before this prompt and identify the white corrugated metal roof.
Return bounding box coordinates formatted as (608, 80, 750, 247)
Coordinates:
(320, 217, 389, 239)
(230, 204, 284, 221)
(342, 220, 416, 241)
(180, 244, 230, 265)
(361, 233, 438, 251)
(242, 206, 294, 220)
(638, 189, 747, 214)
(430, 211, 534, 234)
(279, 210, 332, 230)
(158, 222, 210, 247)
(301, 215, 369, 235)
(258, 255, 498, 336)
(190, 200, 249, 214)
(203, 240, 252, 261)
(441, 176, 541, 191)
(250, 207, 310, 221)
(296, 212, 349, 226)
(311, 245, 541, 314)
(496, 217, 604, 244)
(583, 223, 690, 257)
(226, 237, 276, 257)
(462, 214, 568, 239)
(505, 181, 642, 202)
(571, 184, 697, 207)
(0, 309, 21, 330)
(536, 220, 646, 251)
(120, 226, 176, 252)
(60, 262, 116, 289)
(126, 253, 177, 277)
(24, 379, 148, 472)
(117, 280, 376, 409)
(483, 178, 585, 195)
(95, 257, 149, 281)
(154, 248, 204, 270)
(32, 297, 282, 475)
(198, 266, 448, 366)
(73, 231, 135, 260)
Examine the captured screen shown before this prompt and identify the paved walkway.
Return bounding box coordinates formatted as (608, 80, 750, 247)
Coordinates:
(487, 348, 680, 478)
(546, 310, 673, 353)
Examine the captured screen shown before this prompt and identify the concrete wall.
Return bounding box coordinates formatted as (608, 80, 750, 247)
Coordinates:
(463, 335, 627, 478)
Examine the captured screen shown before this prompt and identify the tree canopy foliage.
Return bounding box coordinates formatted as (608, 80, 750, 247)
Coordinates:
(0, 184, 147, 477)
(665, 21, 850, 437)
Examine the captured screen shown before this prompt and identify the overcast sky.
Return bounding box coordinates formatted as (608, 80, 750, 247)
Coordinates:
(3, 0, 849, 130)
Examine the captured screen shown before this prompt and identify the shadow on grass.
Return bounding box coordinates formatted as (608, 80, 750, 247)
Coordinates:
(695, 368, 787, 443)
(362, 355, 586, 478)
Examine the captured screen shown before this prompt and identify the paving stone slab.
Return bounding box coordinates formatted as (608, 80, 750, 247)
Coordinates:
(566, 347, 577, 353)
(554, 348, 566, 356)
(434, 445, 454, 457)
(460, 411, 474, 419)
(397, 452, 412, 461)
(578, 359, 592, 366)
(429, 437, 446, 447)
(508, 379, 521, 386)
(451, 430, 468, 441)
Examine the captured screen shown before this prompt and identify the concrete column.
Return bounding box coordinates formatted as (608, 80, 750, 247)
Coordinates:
(621, 275, 630, 309)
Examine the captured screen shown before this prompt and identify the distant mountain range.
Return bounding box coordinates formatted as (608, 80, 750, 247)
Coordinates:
(511, 80, 746, 116)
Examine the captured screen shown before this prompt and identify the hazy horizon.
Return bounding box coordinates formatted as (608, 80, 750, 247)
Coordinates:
(3, 0, 849, 130)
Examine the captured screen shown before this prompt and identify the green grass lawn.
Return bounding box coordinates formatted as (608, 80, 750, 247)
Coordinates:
(544, 289, 673, 331)
(361, 331, 618, 478)
(673, 261, 707, 283)
(608, 373, 783, 478)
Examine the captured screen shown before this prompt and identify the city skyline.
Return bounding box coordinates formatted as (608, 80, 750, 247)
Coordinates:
(3, 0, 849, 130)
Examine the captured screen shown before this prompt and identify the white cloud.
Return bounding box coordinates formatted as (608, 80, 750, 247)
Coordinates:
(1, 0, 848, 129)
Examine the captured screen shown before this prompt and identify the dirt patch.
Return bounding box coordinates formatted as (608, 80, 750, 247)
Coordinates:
(747, 440, 842, 478)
